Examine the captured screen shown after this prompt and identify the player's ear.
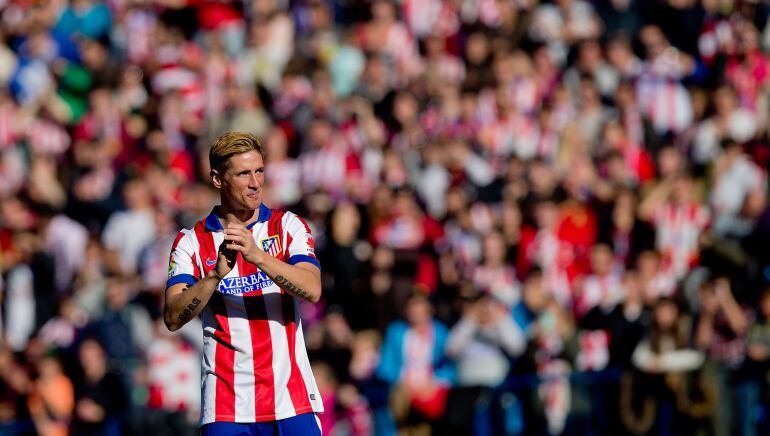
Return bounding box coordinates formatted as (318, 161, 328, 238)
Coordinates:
(211, 168, 222, 189)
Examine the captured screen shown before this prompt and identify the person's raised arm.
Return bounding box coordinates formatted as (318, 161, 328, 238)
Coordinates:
(714, 278, 748, 336)
(164, 240, 235, 331)
(445, 309, 479, 358)
(638, 180, 672, 222)
(695, 290, 718, 350)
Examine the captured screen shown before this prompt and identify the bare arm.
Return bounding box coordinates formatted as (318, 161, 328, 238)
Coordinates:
(164, 245, 234, 331)
(714, 279, 748, 335)
(632, 340, 656, 372)
(494, 314, 527, 357)
(445, 317, 478, 358)
(658, 348, 704, 372)
(164, 274, 219, 332)
(638, 181, 671, 222)
(633, 339, 704, 373)
(253, 254, 322, 303)
(721, 301, 748, 335)
(103, 248, 124, 275)
(695, 312, 714, 350)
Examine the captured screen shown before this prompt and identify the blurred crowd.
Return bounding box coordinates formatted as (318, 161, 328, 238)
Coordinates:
(3, 0, 770, 435)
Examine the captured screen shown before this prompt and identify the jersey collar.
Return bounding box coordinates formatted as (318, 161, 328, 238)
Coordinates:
(204, 203, 272, 232)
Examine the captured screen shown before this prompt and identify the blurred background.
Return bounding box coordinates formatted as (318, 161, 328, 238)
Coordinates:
(1, 0, 770, 435)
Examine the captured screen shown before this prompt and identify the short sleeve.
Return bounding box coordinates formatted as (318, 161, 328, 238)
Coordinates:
(285, 214, 321, 270)
(166, 230, 200, 289)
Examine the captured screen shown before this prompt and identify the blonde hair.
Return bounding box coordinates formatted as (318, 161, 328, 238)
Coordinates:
(209, 132, 265, 173)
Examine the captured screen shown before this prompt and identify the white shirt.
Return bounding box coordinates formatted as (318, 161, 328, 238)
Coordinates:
(103, 208, 156, 274)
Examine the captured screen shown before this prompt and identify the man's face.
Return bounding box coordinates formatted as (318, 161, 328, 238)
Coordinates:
(214, 151, 265, 210)
(405, 297, 432, 327)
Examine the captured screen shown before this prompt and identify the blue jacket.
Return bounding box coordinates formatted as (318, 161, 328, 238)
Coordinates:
(376, 320, 456, 385)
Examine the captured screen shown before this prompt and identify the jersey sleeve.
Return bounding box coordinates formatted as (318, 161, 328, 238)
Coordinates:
(166, 230, 200, 289)
(285, 214, 321, 270)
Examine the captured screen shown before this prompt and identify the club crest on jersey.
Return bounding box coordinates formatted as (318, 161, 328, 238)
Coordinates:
(260, 235, 282, 257)
(168, 259, 175, 278)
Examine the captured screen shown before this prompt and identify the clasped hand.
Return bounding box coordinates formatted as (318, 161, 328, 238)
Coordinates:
(223, 215, 265, 266)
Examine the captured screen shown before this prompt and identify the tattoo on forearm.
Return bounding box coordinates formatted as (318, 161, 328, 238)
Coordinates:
(178, 297, 202, 323)
(275, 275, 312, 300)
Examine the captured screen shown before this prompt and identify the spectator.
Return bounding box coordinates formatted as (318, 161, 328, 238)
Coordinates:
(140, 319, 199, 436)
(0, 343, 33, 434)
(709, 139, 767, 239)
(444, 292, 525, 435)
(695, 278, 751, 436)
(3, 232, 37, 352)
(639, 173, 711, 280)
(94, 276, 152, 374)
(28, 354, 74, 436)
(624, 298, 711, 434)
(581, 269, 648, 368)
(348, 329, 389, 435)
(101, 179, 157, 276)
(693, 86, 758, 166)
(377, 293, 455, 433)
(73, 339, 127, 436)
(743, 287, 770, 435)
(575, 243, 624, 318)
(38, 297, 87, 351)
(472, 230, 520, 306)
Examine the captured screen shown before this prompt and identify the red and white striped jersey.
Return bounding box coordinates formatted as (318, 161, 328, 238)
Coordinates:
(636, 59, 693, 134)
(26, 119, 71, 156)
(653, 203, 710, 279)
(426, 54, 466, 85)
(472, 264, 520, 307)
(402, 0, 442, 38)
(122, 8, 156, 65)
(575, 273, 623, 317)
(527, 230, 573, 308)
(299, 142, 350, 197)
(576, 330, 610, 371)
(167, 204, 323, 425)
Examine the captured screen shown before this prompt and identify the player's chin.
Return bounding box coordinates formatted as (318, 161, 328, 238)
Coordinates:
(242, 194, 261, 209)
